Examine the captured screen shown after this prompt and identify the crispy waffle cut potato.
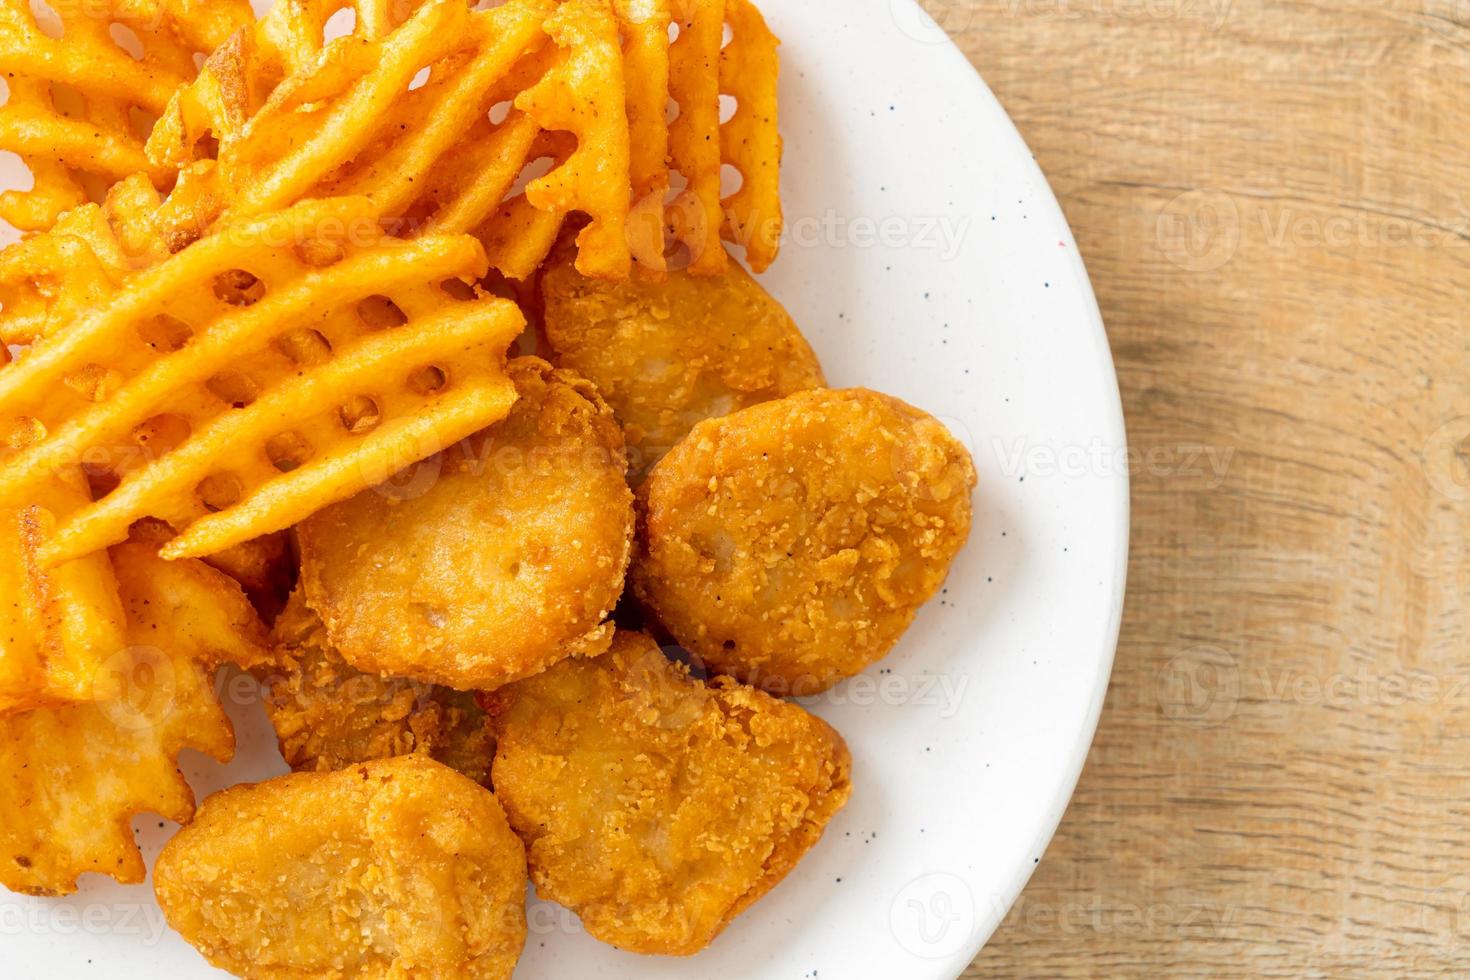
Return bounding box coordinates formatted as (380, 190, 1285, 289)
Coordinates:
(261, 590, 494, 782)
(136, 0, 780, 282)
(298, 356, 632, 691)
(147, 0, 431, 171)
(0, 197, 525, 564)
(613, 0, 673, 273)
(541, 235, 824, 476)
(510, 0, 632, 278)
(155, 756, 529, 980)
(0, 174, 173, 347)
(666, 0, 726, 276)
(718, 0, 782, 271)
(634, 388, 978, 695)
(0, 541, 264, 896)
(0, 468, 127, 713)
(486, 629, 853, 955)
(0, 0, 252, 232)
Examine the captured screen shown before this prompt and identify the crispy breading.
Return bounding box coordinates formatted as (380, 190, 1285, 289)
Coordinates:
(0, 542, 262, 896)
(299, 357, 632, 691)
(634, 388, 977, 695)
(155, 756, 528, 980)
(486, 630, 852, 956)
(540, 237, 824, 478)
(260, 590, 494, 783)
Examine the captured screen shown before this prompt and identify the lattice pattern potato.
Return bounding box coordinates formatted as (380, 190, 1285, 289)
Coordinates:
(0, 0, 252, 232)
(0, 541, 261, 896)
(147, 0, 429, 170)
(0, 468, 127, 715)
(512, 0, 632, 278)
(667, 0, 726, 276)
(613, 0, 672, 273)
(719, 0, 782, 272)
(0, 174, 170, 346)
(0, 197, 525, 563)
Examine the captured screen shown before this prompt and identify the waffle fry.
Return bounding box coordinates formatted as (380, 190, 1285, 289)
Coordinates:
(720, 0, 782, 271)
(512, 0, 632, 278)
(0, 174, 168, 346)
(147, 0, 428, 171)
(667, 0, 726, 276)
(0, 197, 525, 563)
(0, 0, 252, 233)
(614, 0, 672, 273)
(0, 541, 257, 896)
(0, 467, 127, 714)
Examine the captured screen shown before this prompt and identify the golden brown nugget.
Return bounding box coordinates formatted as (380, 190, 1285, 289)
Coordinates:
(155, 756, 529, 980)
(260, 591, 494, 784)
(299, 357, 633, 691)
(634, 388, 977, 695)
(540, 238, 825, 477)
(487, 630, 852, 956)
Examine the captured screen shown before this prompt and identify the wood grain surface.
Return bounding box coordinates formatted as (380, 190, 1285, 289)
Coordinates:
(927, 0, 1470, 975)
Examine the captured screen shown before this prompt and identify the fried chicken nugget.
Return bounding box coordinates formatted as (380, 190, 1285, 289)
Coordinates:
(155, 756, 528, 980)
(260, 590, 494, 783)
(634, 388, 977, 695)
(486, 630, 852, 956)
(540, 238, 825, 478)
(298, 357, 632, 691)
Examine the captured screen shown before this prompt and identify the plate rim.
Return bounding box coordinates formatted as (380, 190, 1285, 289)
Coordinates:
(889, 4, 1131, 973)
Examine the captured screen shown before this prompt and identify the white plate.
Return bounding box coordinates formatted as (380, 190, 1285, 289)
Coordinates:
(2, 1, 1127, 977)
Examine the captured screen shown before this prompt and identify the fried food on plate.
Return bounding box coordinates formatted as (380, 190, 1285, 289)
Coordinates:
(299, 356, 632, 691)
(541, 236, 824, 477)
(261, 590, 494, 783)
(634, 388, 977, 695)
(0, 541, 263, 896)
(155, 756, 529, 980)
(486, 629, 852, 956)
(0, 197, 524, 564)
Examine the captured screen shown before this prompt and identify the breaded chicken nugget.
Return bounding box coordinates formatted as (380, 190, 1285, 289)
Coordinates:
(634, 388, 977, 695)
(258, 590, 494, 784)
(155, 756, 528, 980)
(540, 239, 825, 478)
(486, 630, 852, 956)
(298, 357, 633, 691)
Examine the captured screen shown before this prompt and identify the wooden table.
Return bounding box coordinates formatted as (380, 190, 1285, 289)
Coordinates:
(932, 0, 1470, 975)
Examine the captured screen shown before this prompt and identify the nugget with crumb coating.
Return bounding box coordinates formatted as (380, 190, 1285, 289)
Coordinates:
(154, 756, 528, 980)
(486, 630, 852, 956)
(298, 357, 633, 691)
(540, 239, 825, 478)
(634, 388, 977, 695)
(258, 590, 494, 784)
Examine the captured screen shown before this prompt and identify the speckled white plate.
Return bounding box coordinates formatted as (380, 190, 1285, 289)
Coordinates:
(2, 0, 1127, 977)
